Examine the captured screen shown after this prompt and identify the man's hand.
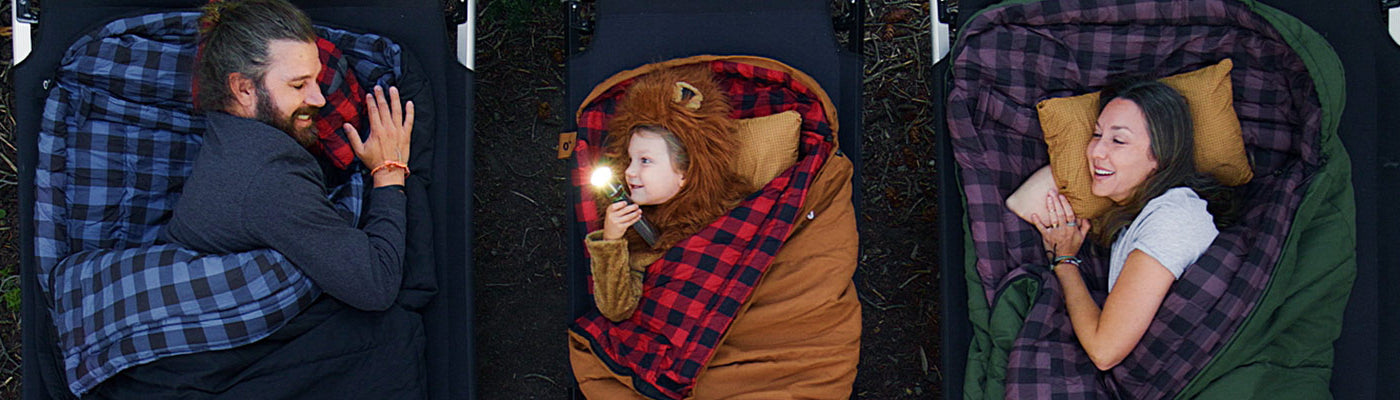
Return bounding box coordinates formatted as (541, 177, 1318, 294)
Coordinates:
(346, 85, 414, 187)
(603, 201, 641, 241)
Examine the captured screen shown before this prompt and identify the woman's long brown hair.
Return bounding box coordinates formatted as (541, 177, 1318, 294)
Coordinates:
(1092, 79, 1239, 247)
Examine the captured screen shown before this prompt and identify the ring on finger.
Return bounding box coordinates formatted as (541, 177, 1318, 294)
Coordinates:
(1065, 221, 1078, 227)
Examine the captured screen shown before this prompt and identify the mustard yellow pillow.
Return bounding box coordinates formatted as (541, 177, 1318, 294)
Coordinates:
(1037, 58, 1252, 219)
(734, 110, 802, 187)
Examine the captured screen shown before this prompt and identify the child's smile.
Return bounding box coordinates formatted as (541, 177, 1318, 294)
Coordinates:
(624, 130, 686, 205)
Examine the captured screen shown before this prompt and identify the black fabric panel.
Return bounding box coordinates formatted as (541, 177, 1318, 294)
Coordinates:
(566, 0, 860, 159)
(14, 1, 473, 399)
(429, 63, 476, 400)
(1374, 30, 1400, 400)
(83, 297, 427, 400)
(389, 44, 440, 311)
(933, 56, 969, 400)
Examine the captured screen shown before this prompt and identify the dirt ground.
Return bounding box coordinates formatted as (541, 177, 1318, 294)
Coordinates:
(472, 0, 939, 398)
(0, 0, 939, 398)
(2, 0, 27, 396)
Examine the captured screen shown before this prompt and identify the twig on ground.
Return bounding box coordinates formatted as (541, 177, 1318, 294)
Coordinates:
(901, 190, 925, 220)
(868, 284, 888, 302)
(505, 161, 546, 178)
(919, 346, 929, 372)
(510, 190, 540, 207)
(864, 59, 916, 85)
(898, 271, 927, 289)
(521, 373, 561, 388)
(857, 291, 906, 312)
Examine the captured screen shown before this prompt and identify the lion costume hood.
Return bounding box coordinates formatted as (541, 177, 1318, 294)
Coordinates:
(603, 64, 749, 251)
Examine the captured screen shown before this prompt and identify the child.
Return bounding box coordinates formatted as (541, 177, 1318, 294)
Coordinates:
(571, 59, 860, 400)
(584, 65, 747, 322)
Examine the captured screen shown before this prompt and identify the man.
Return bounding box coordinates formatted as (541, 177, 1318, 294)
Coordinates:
(164, 0, 414, 311)
(84, 1, 426, 397)
(80, 1, 425, 397)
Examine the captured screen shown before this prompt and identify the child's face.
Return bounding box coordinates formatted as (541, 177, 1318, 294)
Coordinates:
(624, 131, 685, 205)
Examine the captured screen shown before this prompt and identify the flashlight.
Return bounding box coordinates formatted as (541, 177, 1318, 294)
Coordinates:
(591, 167, 659, 246)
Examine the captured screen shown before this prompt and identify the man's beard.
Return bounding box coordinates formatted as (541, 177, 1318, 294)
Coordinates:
(254, 84, 320, 148)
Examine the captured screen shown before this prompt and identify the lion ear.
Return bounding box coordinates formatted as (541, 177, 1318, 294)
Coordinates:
(672, 81, 704, 110)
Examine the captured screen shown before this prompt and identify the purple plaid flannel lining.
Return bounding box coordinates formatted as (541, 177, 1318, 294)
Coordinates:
(948, 0, 1321, 398)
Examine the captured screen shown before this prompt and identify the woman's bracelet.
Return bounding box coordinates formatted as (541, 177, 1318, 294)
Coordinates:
(371, 160, 410, 177)
(1051, 255, 1081, 272)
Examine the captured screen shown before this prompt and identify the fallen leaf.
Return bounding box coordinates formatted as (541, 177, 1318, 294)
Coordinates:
(882, 8, 915, 24)
(885, 186, 903, 208)
(536, 101, 552, 119)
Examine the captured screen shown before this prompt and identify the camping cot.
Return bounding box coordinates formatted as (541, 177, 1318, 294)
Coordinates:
(561, 0, 865, 398)
(935, 0, 1399, 398)
(12, 0, 477, 398)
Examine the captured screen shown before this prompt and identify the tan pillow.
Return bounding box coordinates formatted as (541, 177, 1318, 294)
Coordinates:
(734, 110, 802, 187)
(1037, 58, 1252, 219)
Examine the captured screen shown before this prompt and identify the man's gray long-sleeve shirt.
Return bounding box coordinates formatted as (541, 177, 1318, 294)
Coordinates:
(163, 111, 405, 311)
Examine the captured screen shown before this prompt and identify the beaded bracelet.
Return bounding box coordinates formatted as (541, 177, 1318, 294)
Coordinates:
(371, 160, 410, 177)
(1051, 255, 1081, 272)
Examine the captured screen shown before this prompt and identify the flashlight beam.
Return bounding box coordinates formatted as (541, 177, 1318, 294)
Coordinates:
(590, 167, 613, 188)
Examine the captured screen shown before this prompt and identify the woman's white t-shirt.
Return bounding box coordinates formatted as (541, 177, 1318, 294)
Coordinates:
(1108, 187, 1218, 291)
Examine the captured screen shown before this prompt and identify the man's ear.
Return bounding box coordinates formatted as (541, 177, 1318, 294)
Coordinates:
(227, 72, 257, 114)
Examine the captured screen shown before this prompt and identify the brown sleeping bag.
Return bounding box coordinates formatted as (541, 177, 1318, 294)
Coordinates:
(569, 145, 860, 399)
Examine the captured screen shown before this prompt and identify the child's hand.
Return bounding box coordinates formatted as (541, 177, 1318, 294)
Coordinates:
(603, 201, 641, 240)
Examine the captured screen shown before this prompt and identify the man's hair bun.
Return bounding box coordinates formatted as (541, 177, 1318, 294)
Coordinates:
(198, 0, 232, 36)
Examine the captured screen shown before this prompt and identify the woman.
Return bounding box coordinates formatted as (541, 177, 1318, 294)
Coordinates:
(1034, 78, 1235, 371)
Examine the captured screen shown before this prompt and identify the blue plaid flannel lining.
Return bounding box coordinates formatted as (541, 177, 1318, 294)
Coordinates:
(34, 12, 394, 395)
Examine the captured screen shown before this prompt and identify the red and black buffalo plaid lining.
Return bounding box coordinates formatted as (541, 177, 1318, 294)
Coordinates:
(312, 37, 366, 170)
